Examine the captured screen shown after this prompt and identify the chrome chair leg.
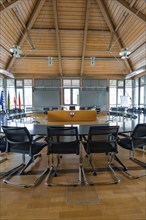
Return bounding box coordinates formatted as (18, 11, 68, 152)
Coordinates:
(3, 165, 49, 188)
(115, 152, 146, 179)
(0, 163, 25, 179)
(45, 154, 82, 186)
(129, 150, 146, 167)
(2, 153, 48, 188)
(83, 153, 120, 185)
(0, 152, 8, 164)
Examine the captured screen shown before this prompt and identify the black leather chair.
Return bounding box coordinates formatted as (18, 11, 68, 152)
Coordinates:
(82, 125, 120, 185)
(118, 123, 146, 179)
(46, 126, 81, 186)
(2, 126, 48, 188)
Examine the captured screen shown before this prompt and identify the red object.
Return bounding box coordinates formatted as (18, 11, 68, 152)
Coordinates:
(18, 93, 21, 109)
(14, 97, 16, 109)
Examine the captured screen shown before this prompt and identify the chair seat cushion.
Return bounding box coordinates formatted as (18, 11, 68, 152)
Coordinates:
(83, 141, 117, 154)
(32, 141, 47, 155)
(48, 141, 79, 155)
(118, 138, 132, 150)
(118, 138, 146, 150)
(7, 141, 47, 155)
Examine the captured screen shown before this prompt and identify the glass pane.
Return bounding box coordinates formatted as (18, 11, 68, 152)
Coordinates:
(72, 89, 79, 105)
(118, 88, 124, 105)
(140, 77, 144, 85)
(72, 80, 80, 87)
(134, 87, 138, 106)
(0, 78, 3, 87)
(125, 80, 132, 87)
(16, 80, 23, 87)
(118, 80, 124, 87)
(110, 80, 116, 86)
(24, 88, 32, 106)
(63, 79, 80, 87)
(125, 88, 132, 106)
(134, 78, 139, 87)
(140, 86, 144, 104)
(24, 79, 32, 86)
(64, 88, 71, 104)
(63, 80, 71, 87)
(7, 79, 15, 87)
(109, 88, 116, 105)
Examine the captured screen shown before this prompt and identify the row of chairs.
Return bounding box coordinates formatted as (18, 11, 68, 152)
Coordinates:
(0, 124, 146, 188)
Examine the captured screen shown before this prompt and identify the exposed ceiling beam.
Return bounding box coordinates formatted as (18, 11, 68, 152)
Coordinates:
(129, 0, 137, 8)
(0, 68, 14, 78)
(97, 0, 132, 73)
(18, 56, 121, 61)
(80, 0, 90, 76)
(53, 0, 63, 76)
(108, 11, 128, 50)
(109, 0, 144, 51)
(6, 0, 46, 71)
(115, 0, 146, 24)
(0, 44, 12, 56)
(125, 66, 146, 79)
(108, 0, 137, 50)
(0, 0, 22, 14)
(13, 7, 35, 49)
(130, 41, 146, 56)
(31, 28, 111, 34)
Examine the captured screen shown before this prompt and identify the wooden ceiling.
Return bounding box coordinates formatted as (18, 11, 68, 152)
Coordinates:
(0, 0, 146, 79)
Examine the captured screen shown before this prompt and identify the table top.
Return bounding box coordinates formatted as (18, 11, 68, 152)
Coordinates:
(13, 120, 138, 136)
(1, 113, 145, 136)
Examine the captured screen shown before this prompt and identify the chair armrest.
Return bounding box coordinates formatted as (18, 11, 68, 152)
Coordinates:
(33, 135, 44, 142)
(118, 132, 131, 138)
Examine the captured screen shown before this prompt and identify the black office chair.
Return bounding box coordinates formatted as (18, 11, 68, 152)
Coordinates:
(80, 107, 86, 110)
(0, 134, 7, 164)
(2, 126, 48, 188)
(69, 105, 76, 110)
(46, 126, 81, 186)
(82, 125, 120, 185)
(118, 123, 146, 179)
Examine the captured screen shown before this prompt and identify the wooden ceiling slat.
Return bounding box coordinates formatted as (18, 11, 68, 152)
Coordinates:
(0, 0, 145, 79)
(115, 0, 146, 24)
(6, 0, 46, 71)
(97, 0, 132, 73)
(0, 0, 22, 14)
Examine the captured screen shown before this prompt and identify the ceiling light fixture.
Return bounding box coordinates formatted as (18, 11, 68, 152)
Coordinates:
(10, 45, 22, 58)
(48, 57, 53, 66)
(119, 48, 131, 59)
(89, 57, 96, 66)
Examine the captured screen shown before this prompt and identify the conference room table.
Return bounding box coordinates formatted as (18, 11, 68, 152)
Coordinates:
(6, 119, 139, 137)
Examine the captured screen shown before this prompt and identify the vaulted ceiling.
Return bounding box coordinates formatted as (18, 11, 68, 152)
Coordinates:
(0, 0, 146, 79)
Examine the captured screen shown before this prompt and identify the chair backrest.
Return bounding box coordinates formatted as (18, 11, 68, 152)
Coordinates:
(2, 126, 32, 154)
(47, 126, 79, 154)
(131, 123, 146, 147)
(69, 105, 76, 110)
(88, 125, 119, 142)
(86, 125, 119, 153)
